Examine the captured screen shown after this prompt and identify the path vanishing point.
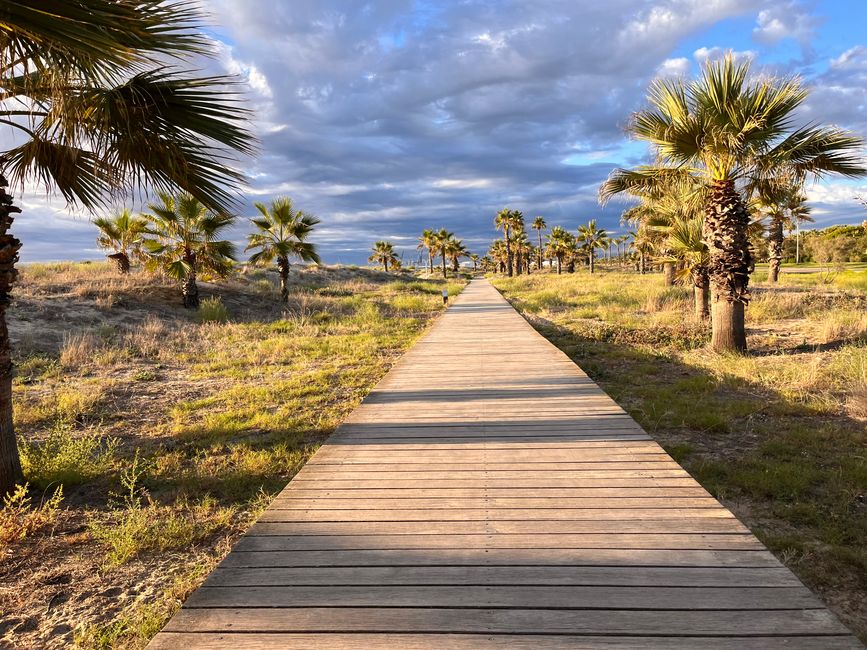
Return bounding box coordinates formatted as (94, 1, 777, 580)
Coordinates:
(150, 278, 859, 649)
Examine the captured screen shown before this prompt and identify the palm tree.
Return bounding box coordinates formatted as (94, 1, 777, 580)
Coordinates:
(532, 216, 547, 269)
(142, 193, 237, 308)
(433, 229, 455, 278)
(0, 1, 255, 495)
(512, 228, 530, 276)
(369, 241, 399, 273)
(629, 229, 655, 274)
(545, 226, 574, 275)
(577, 220, 608, 274)
(93, 209, 148, 274)
(600, 55, 865, 352)
(246, 197, 321, 301)
(489, 240, 509, 273)
(495, 208, 524, 276)
(657, 217, 710, 319)
(446, 238, 468, 272)
(417, 229, 437, 274)
(755, 181, 805, 283)
(469, 254, 480, 272)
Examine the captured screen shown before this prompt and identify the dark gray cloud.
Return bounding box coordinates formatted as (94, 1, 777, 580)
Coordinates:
(10, 0, 867, 264)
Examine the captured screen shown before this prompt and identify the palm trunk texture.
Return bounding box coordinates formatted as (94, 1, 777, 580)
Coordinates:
(767, 218, 783, 283)
(663, 261, 675, 286)
(108, 252, 131, 274)
(705, 179, 753, 353)
(278, 256, 290, 302)
(0, 175, 22, 496)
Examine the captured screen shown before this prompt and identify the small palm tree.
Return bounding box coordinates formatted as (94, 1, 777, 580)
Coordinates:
(433, 229, 455, 278)
(657, 217, 710, 319)
(142, 193, 237, 308)
(446, 238, 468, 272)
(469, 253, 480, 272)
(417, 229, 437, 274)
(577, 220, 608, 274)
(93, 209, 148, 274)
(489, 240, 508, 273)
(512, 228, 530, 276)
(601, 54, 865, 351)
(246, 197, 321, 301)
(545, 226, 574, 275)
(369, 241, 399, 272)
(532, 216, 547, 269)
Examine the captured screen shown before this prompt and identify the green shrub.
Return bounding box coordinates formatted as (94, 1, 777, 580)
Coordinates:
(21, 425, 118, 488)
(197, 296, 229, 323)
(0, 483, 63, 545)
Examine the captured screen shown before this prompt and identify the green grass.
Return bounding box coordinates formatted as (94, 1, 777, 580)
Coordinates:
(493, 268, 867, 640)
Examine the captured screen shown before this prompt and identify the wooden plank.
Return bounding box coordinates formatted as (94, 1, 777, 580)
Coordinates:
(275, 488, 714, 498)
(258, 508, 735, 522)
(268, 497, 725, 509)
(162, 607, 850, 636)
(217, 548, 783, 569)
(148, 633, 863, 650)
(234, 533, 764, 551)
(203, 566, 801, 588)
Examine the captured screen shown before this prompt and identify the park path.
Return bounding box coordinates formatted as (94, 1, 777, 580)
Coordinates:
(150, 278, 858, 649)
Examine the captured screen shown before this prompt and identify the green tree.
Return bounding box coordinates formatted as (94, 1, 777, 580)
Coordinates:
(545, 226, 574, 275)
(93, 209, 148, 273)
(657, 216, 710, 319)
(433, 229, 455, 278)
(532, 216, 547, 270)
(142, 193, 237, 308)
(369, 241, 399, 273)
(417, 229, 437, 274)
(577, 219, 608, 274)
(0, 1, 255, 495)
(246, 197, 321, 301)
(445, 238, 468, 273)
(601, 55, 865, 351)
(495, 208, 524, 276)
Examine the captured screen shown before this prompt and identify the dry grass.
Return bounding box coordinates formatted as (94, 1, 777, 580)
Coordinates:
(2, 261, 465, 649)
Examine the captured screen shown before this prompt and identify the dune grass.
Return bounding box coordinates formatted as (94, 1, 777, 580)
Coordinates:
(493, 267, 867, 641)
(1, 262, 465, 649)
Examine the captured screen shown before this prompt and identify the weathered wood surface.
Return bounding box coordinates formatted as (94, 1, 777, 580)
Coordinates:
(149, 278, 858, 648)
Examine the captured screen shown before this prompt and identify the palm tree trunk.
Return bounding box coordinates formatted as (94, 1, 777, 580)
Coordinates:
(515, 250, 522, 276)
(504, 231, 513, 277)
(278, 255, 290, 302)
(556, 256, 562, 275)
(589, 251, 595, 274)
(693, 267, 710, 320)
(0, 176, 23, 496)
(441, 251, 447, 278)
(663, 261, 675, 286)
(795, 223, 800, 264)
(705, 179, 752, 353)
(768, 218, 783, 283)
(182, 270, 199, 308)
(639, 251, 646, 274)
(108, 252, 131, 274)
(428, 252, 434, 274)
(537, 233, 543, 269)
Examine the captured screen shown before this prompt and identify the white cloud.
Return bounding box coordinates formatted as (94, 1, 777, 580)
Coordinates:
(657, 57, 691, 77)
(752, 2, 818, 46)
(693, 46, 756, 64)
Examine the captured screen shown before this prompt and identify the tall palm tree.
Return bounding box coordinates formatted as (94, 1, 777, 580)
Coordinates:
(369, 241, 399, 272)
(600, 54, 865, 352)
(495, 208, 524, 276)
(512, 228, 530, 276)
(532, 216, 547, 269)
(417, 229, 437, 274)
(0, 1, 255, 495)
(246, 197, 321, 301)
(577, 219, 608, 274)
(142, 193, 237, 308)
(433, 229, 455, 278)
(93, 209, 148, 273)
(545, 226, 574, 275)
(489, 240, 508, 273)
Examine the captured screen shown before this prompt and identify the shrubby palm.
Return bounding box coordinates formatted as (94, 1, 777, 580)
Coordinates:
(545, 226, 574, 275)
(658, 217, 710, 319)
(445, 238, 468, 272)
(495, 208, 524, 276)
(369, 241, 400, 273)
(433, 229, 455, 278)
(0, 1, 255, 494)
(142, 194, 237, 308)
(577, 219, 608, 274)
(601, 55, 864, 352)
(246, 198, 320, 302)
(757, 182, 809, 282)
(93, 209, 148, 273)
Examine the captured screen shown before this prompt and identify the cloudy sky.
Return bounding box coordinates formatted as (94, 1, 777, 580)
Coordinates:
(16, 0, 867, 264)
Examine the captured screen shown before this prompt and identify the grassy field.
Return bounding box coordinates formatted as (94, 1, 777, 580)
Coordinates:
(0, 261, 464, 649)
(492, 266, 867, 641)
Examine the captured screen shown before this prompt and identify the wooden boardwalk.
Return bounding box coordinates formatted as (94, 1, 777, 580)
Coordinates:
(150, 278, 859, 648)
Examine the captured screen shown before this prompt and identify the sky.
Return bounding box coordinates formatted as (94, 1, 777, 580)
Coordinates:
(14, 0, 867, 265)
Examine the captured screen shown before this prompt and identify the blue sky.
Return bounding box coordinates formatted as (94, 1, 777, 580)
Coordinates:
(14, 0, 867, 265)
